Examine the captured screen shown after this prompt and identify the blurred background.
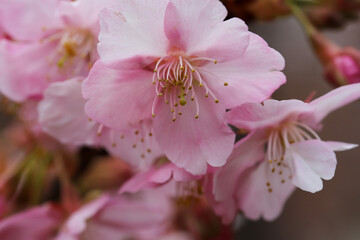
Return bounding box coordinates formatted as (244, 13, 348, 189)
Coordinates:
(237, 15, 360, 240)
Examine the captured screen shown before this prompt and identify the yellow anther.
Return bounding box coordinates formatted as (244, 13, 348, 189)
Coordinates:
(205, 94, 209, 98)
(171, 109, 175, 113)
(179, 98, 187, 106)
(192, 69, 195, 72)
(147, 149, 152, 153)
(268, 188, 273, 193)
(215, 99, 219, 103)
(191, 97, 194, 101)
(172, 118, 176, 122)
(179, 112, 182, 115)
(152, 113, 156, 118)
(266, 182, 271, 187)
(272, 168, 275, 173)
(214, 60, 218, 64)
(268, 160, 272, 164)
(224, 82, 228, 86)
(199, 84, 203, 87)
(134, 130, 139, 135)
(195, 115, 199, 119)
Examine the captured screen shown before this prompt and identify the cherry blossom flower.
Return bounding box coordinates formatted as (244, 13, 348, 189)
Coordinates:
(213, 83, 360, 221)
(0, 0, 113, 102)
(56, 191, 174, 240)
(0, 204, 63, 240)
(38, 78, 163, 170)
(83, 0, 286, 175)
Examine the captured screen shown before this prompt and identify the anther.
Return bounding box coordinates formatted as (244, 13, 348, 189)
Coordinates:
(281, 179, 285, 184)
(149, 132, 153, 137)
(140, 138, 144, 142)
(172, 118, 176, 122)
(195, 115, 199, 119)
(268, 188, 273, 193)
(132, 144, 137, 148)
(214, 99, 219, 103)
(199, 84, 203, 87)
(179, 98, 187, 106)
(134, 130, 139, 135)
(266, 182, 271, 187)
(268, 160, 272, 164)
(224, 82, 228, 86)
(112, 143, 116, 147)
(141, 154, 145, 158)
(179, 112, 182, 115)
(152, 113, 156, 118)
(147, 149, 152, 153)
(214, 60, 218, 64)
(272, 168, 275, 173)
(88, 118, 92, 122)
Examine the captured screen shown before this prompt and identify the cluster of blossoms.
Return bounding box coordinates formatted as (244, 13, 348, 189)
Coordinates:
(0, 0, 359, 239)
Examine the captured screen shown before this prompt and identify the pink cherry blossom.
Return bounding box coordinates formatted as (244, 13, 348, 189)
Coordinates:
(213, 83, 360, 221)
(0, 0, 113, 102)
(38, 78, 163, 170)
(0, 204, 63, 240)
(57, 191, 174, 240)
(83, 0, 285, 175)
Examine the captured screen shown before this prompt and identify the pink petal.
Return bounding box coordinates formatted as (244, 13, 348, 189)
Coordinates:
(119, 163, 199, 194)
(325, 141, 358, 152)
(83, 61, 154, 130)
(0, 0, 63, 41)
(97, 0, 168, 69)
(213, 131, 266, 202)
(308, 83, 360, 123)
(204, 176, 237, 224)
(164, 0, 248, 62)
(153, 92, 235, 175)
(0, 204, 62, 240)
(38, 78, 100, 146)
(226, 99, 312, 131)
(62, 195, 110, 237)
(285, 140, 337, 193)
(57, 0, 114, 34)
(0, 39, 62, 102)
(236, 161, 295, 221)
(201, 33, 286, 109)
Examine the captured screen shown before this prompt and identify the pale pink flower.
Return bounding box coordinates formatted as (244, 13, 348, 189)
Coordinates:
(213, 83, 360, 221)
(83, 0, 285, 175)
(38, 78, 163, 170)
(0, 204, 63, 240)
(0, 0, 113, 102)
(57, 191, 174, 240)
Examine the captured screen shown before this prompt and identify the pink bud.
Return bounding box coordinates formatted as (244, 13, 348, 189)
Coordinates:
(324, 51, 360, 87)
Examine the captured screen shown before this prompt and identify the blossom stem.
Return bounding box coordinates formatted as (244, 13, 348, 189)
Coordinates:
(285, 0, 317, 37)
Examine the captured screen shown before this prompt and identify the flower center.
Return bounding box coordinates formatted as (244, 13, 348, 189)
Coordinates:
(151, 56, 223, 121)
(42, 28, 97, 77)
(265, 121, 320, 193)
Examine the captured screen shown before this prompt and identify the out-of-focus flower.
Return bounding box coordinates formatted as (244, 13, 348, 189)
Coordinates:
(213, 83, 360, 222)
(56, 190, 174, 240)
(0, 0, 113, 102)
(0, 204, 63, 240)
(83, 0, 286, 175)
(38, 78, 163, 170)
